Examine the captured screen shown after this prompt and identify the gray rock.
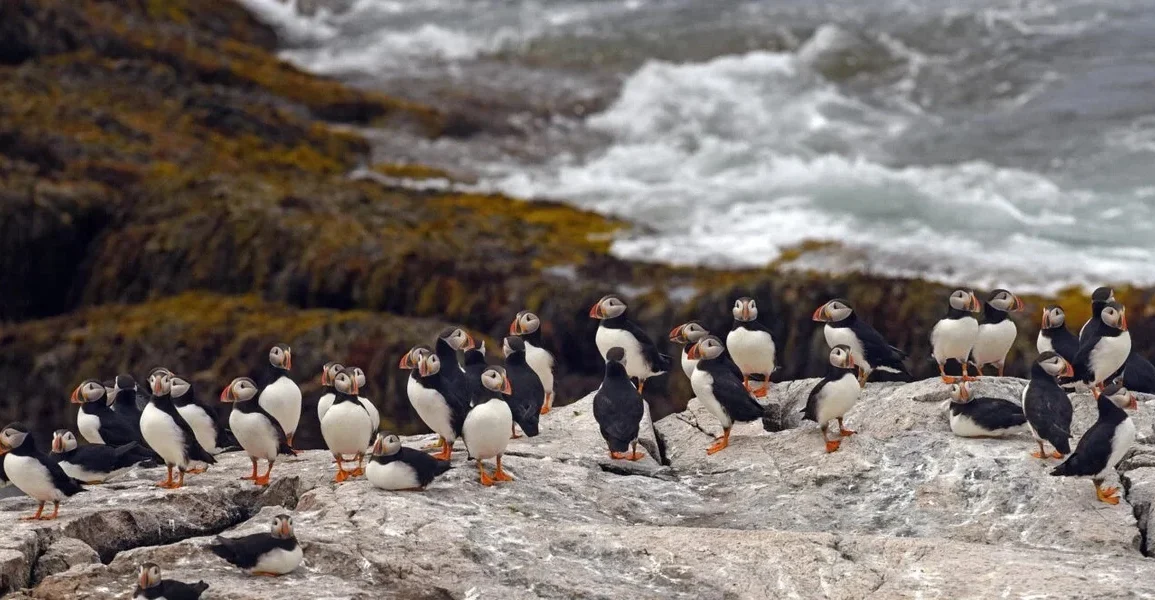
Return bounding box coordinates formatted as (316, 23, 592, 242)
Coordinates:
(30, 538, 99, 584)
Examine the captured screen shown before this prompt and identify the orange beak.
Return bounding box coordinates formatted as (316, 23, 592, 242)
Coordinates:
(418, 359, 432, 378)
(968, 292, 981, 312)
(371, 436, 384, 455)
(959, 385, 969, 400)
(589, 302, 604, 319)
(1062, 362, 1075, 378)
(1041, 308, 1051, 329)
(1129, 394, 1139, 410)
(509, 317, 522, 336)
(501, 377, 513, 395)
(138, 570, 149, 589)
(668, 324, 685, 342)
(398, 352, 415, 369)
(350, 377, 360, 396)
(811, 305, 828, 322)
(70, 385, 83, 404)
(284, 351, 292, 371)
(1121, 312, 1129, 331)
(219, 385, 235, 403)
(151, 378, 163, 396)
(742, 304, 753, 321)
(278, 522, 292, 538)
(1012, 295, 1025, 312)
(686, 342, 702, 360)
(320, 369, 330, 386)
(847, 355, 856, 369)
(51, 436, 63, 453)
(0, 444, 9, 456)
(461, 333, 477, 351)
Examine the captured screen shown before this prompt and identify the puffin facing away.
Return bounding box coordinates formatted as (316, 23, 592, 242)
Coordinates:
(1079, 286, 1115, 343)
(171, 376, 233, 457)
(510, 311, 557, 414)
(813, 299, 910, 386)
(687, 336, 766, 455)
(0, 422, 85, 520)
(669, 321, 710, 380)
(71, 379, 145, 447)
(947, 381, 1027, 438)
(1037, 305, 1079, 364)
(726, 297, 778, 398)
(462, 366, 515, 486)
(256, 344, 302, 452)
(971, 289, 1025, 377)
(1074, 301, 1131, 391)
(133, 562, 208, 600)
(929, 290, 980, 383)
(434, 327, 477, 390)
(222, 377, 293, 487)
(593, 347, 646, 461)
(108, 374, 147, 424)
(801, 345, 861, 453)
(590, 294, 671, 394)
(1051, 383, 1137, 504)
(140, 369, 216, 488)
(400, 346, 469, 460)
(503, 336, 544, 438)
(1022, 352, 1074, 460)
(50, 430, 151, 484)
(210, 514, 302, 576)
(366, 433, 451, 491)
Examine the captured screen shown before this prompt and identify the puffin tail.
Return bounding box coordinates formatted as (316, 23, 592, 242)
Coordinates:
(193, 581, 210, 595)
(1053, 436, 1072, 456)
(1050, 451, 1082, 476)
(208, 538, 235, 563)
(433, 459, 452, 476)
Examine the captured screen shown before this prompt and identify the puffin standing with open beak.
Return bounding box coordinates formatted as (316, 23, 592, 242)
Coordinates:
(801, 345, 862, 453)
(590, 295, 671, 395)
(971, 289, 1025, 377)
(1051, 382, 1137, 504)
(510, 311, 557, 415)
(812, 299, 910, 386)
(687, 336, 767, 455)
(139, 369, 216, 489)
(669, 321, 710, 380)
(1074, 301, 1131, 392)
(256, 344, 302, 453)
(930, 290, 981, 383)
(222, 377, 293, 487)
(726, 297, 778, 398)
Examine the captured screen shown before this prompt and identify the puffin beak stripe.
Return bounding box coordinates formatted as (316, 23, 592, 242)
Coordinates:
(463, 333, 477, 351)
(509, 319, 521, 335)
(220, 387, 234, 403)
(589, 303, 603, 319)
(501, 378, 513, 395)
(1121, 313, 1129, 331)
(1130, 395, 1139, 410)
(418, 361, 430, 378)
(285, 352, 292, 371)
(668, 324, 684, 342)
(811, 305, 827, 322)
(351, 378, 360, 396)
(686, 343, 701, 360)
(1041, 310, 1051, 329)
(398, 354, 414, 369)
(138, 572, 149, 588)
(70, 387, 82, 404)
(1014, 296, 1025, 312)
(1063, 363, 1075, 378)
(0, 445, 9, 456)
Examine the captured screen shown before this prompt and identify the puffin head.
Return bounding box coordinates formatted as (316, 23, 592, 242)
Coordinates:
(1101, 302, 1127, 331)
(1041, 305, 1066, 329)
(137, 563, 162, 590)
(669, 321, 709, 344)
(502, 336, 526, 358)
(589, 295, 626, 320)
(812, 299, 853, 323)
(372, 432, 402, 457)
(1036, 351, 1074, 378)
(269, 343, 292, 371)
(320, 361, 344, 386)
(1100, 381, 1138, 410)
(148, 369, 172, 397)
(949, 381, 973, 404)
(988, 289, 1024, 312)
(332, 368, 359, 397)
(271, 514, 294, 539)
(732, 297, 758, 322)
(686, 335, 725, 361)
(71, 379, 107, 405)
(0, 422, 29, 455)
(50, 430, 78, 454)
(510, 311, 542, 336)
(440, 327, 476, 351)
(948, 289, 980, 312)
(398, 346, 431, 370)
(829, 345, 855, 369)
(220, 377, 258, 404)
(1092, 286, 1115, 304)
(481, 366, 512, 396)
(170, 376, 192, 400)
(417, 353, 441, 378)
(350, 366, 367, 391)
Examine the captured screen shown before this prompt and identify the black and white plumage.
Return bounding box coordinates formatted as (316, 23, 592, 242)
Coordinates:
(133, 562, 208, 600)
(462, 366, 515, 486)
(669, 321, 710, 380)
(687, 336, 766, 455)
(315, 361, 345, 424)
(0, 422, 85, 520)
(801, 345, 861, 453)
(366, 433, 451, 491)
(1037, 305, 1079, 365)
(320, 368, 373, 482)
(108, 374, 148, 424)
(400, 346, 469, 461)
(1073, 301, 1131, 390)
(140, 369, 216, 489)
(50, 430, 151, 483)
(1122, 352, 1155, 395)
(222, 377, 292, 487)
(209, 514, 301, 576)
(503, 336, 544, 438)
(171, 376, 233, 456)
(1051, 383, 1137, 504)
(72, 379, 145, 447)
(1022, 352, 1074, 459)
(930, 290, 980, 383)
(1079, 286, 1115, 343)
(348, 367, 381, 439)
(510, 311, 557, 414)
(255, 344, 302, 451)
(813, 299, 910, 385)
(435, 327, 476, 391)
(971, 289, 1025, 377)
(726, 297, 778, 398)
(590, 295, 671, 394)
(463, 342, 490, 406)
(946, 381, 1027, 438)
(593, 347, 646, 461)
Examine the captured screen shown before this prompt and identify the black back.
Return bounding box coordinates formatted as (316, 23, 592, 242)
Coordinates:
(54, 442, 151, 473)
(1074, 315, 1127, 384)
(110, 387, 144, 423)
(255, 360, 291, 389)
(134, 579, 209, 600)
(463, 348, 489, 407)
(801, 364, 858, 422)
(504, 350, 544, 437)
(828, 314, 910, 379)
(372, 447, 451, 487)
(1123, 352, 1155, 394)
(1040, 323, 1080, 365)
(416, 370, 470, 436)
(150, 393, 217, 466)
(600, 314, 673, 373)
(81, 402, 143, 447)
(434, 337, 468, 390)
(980, 300, 1010, 325)
(696, 355, 766, 423)
(209, 533, 297, 569)
(231, 400, 293, 456)
(8, 432, 85, 497)
(1051, 393, 1130, 477)
(593, 359, 645, 453)
(1023, 362, 1073, 454)
(950, 397, 1027, 430)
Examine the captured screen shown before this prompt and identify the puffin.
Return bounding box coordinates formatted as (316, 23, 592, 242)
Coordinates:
(503, 336, 544, 438)
(221, 377, 293, 486)
(50, 430, 151, 484)
(1037, 305, 1079, 364)
(315, 361, 345, 423)
(669, 321, 710, 380)
(812, 299, 911, 386)
(1074, 301, 1131, 391)
(108, 374, 147, 423)
(400, 346, 469, 460)
(171, 375, 233, 457)
(510, 311, 557, 414)
(140, 369, 216, 488)
(1022, 352, 1074, 459)
(1051, 382, 1137, 504)
(589, 294, 671, 394)
(348, 366, 381, 439)
(365, 432, 451, 491)
(1079, 286, 1115, 342)
(970, 289, 1025, 377)
(434, 327, 477, 390)
(319, 368, 373, 482)
(462, 341, 490, 406)
(256, 343, 302, 452)
(133, 562, 208, 600)
(801, 345, 861, 453)
(929, 289, 980, 383)
(946, 381, 1027, 438)
(0, 422, 85, 520)
(726, 297, 778, 398)
(593, 347, 646, 461)
(462, 366, 515, 486)
(71, 379, 145, 447)
(1102, 381, 1139, 411)
(209, 514, 302, 576)
(1123, 352, 1155, 395)
(687, 335, 766, 455)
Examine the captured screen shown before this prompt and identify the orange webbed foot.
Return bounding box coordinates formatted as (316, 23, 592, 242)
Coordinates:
(478, 469, 496, 487)
(706, 437, 729, 455)
(1051, 451, 1064, 459)
(240, 475, 258, 481)
(494, 469, 514, 482)
(432, 445, 453, 461)
(1030, 450, 1046, 459)
(186, 467, 207, 475)
(349, 467, 365, 477)
(628, 450, 646, 461)
(825, 439, 841, 453)
(253, 475, 271, 487)
(334, 469, 350, 483)
(539, 405, 551, 415)
(1097, 485, 1121, 505)
(610, 451, 632, 460)
(839, 428, 856, 437)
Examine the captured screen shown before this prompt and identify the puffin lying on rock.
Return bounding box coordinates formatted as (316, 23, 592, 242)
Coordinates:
(210, 514, 302, 576)
(946, 381, 1027, 438)
(133, 562, 208, 600)
(366, 433, 451, 491)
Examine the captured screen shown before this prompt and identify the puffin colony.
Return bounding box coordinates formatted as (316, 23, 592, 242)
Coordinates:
(0, 287, 1150, 596)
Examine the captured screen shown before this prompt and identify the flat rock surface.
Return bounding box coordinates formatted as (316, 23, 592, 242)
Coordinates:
(5, 378, 1155, 599)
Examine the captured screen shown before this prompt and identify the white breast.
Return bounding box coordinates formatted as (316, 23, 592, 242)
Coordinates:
(229, 410, 281, 461)
(690, 368, 731, 429)
(597, 326, 663, 381)
(930, 317, 979, 363)
(972, 319, 1017, 365)
(407, 378, 456, 443)
(366, 460, 421, 490)
(824, 326, 869, 373)
(525, 343, 555, 396)
(813, 374, 861, 425)
(1036, 332, 1053, 355)
(251, 544, 302, 575)
(76, 411, 104, 445)
(1100, 417, 1137, 478)
(5, 455, 67, 502)
(316, 393, 335, 422)
(1020, 384, 1042, 442)
(258, 377, 302, 437)
(140, 404, 189, 468)
(177, 405, 220, 454)
(1089, 332, 1132, 385)
(57, 460, 130, 483)
(321, 401, 373, 456)
(462, 398, 513, 460)
(680, 347, 698, 380)
(725, 328, 776, 377)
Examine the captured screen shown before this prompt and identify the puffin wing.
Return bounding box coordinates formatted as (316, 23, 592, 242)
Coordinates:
(1024, 383, 1073, 453)
(210, 533, 281, 568)
(159, 579, 209, 600)
(623, 319, 673, 373)
(399, 447, 451, 482)
(965, 397, 1027, 430)
(44, 458, 86, 496)
(593, 382, 643, 445)
(1053, 328, 1081, 365)
(1124, 352, 1155, 394)
(711, 367, 766, 422)
(1051, 421, 1112, 477)
(853, 321, 909, 373)
(100, 412, 144, 447)
(801, 378, 830, 422)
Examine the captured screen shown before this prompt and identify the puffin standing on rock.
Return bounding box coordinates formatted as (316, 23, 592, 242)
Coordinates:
(140, 369, 215, 488)
(946, 381, 1027, 438)
(133, 563, 208, 600)
(1075, 301, 1131, 391)
(726, 297, 777, 398)
(462, 366, 515, 486)
(210, 514, 302, 576)
(1022, 352, 1074, 459)
(400, 346, 468, 460)
(0, 423, 85, 520)
(171, 376, 233, 457)
(510, 311, 557, 414)
(1051, 382, 1137, 504)
(435, 327, 476, 390)
(50, 430, 151, 484)
(315, 361, 345, 423)
(593, 347, 646, 461)
(1037, 305, 1079, 364)
(503, 336, 544, 438)
(1079, 287, 1115, 342)
(687, 336, 766, 455)
(590, 294, 671, 394)
(320, 368, 373, 482)
(802, 345, 862, 453)
(971, 289, 1025, 377)
(930, 290, 980, 383)
(669, 321, 710, 380)
(256, 344, 302, 453)
(222, 377, 293, 487)
(108, 374, 147, 424)
(813, 299, 910, 386)
(72, 379, 145, 447)
(366, 433, 451, 491)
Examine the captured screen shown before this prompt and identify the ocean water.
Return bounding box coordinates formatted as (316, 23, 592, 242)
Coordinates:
(242, 0, 1155, 292)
